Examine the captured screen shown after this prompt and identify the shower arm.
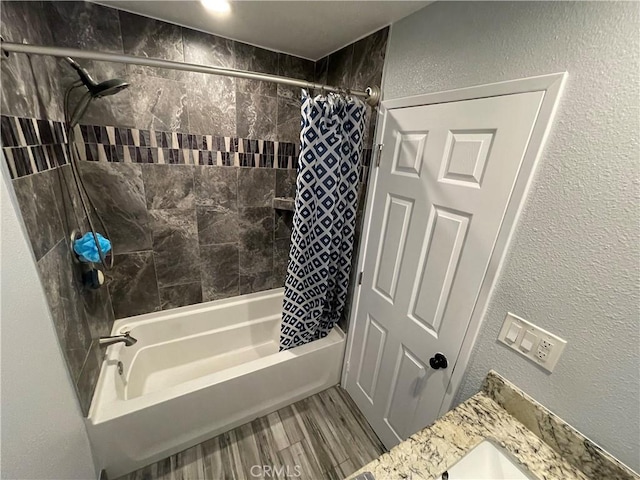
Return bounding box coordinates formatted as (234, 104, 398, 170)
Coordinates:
(0, 41, 381, 106)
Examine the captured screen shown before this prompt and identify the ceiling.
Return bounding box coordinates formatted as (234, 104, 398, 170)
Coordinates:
(96, 1, 430, 60)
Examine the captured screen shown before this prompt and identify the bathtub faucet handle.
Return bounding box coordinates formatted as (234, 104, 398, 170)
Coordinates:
(99, 331, 138, 348)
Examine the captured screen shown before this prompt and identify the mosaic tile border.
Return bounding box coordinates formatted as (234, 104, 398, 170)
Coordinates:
(1, 115, 373, 180)
(71, 124, 297, 169)
(0, 115, 299, 175)
(1, 115, 68, 147)
(2, 142, 70, 178)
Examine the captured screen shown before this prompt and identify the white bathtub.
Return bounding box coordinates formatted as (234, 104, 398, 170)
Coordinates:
(86, 288, 346, 478)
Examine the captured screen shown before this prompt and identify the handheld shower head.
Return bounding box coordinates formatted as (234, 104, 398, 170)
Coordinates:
(64, 58, 130, 128)
(62, 58, 128, 272)
(91, 78, 130, 98)
(64, 56, 129, 98)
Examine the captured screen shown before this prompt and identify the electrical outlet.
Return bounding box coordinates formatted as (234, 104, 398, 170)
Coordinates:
(539, 339, 553, 350)
(536, 348, 548, 362)
(498, 312, 567, 372)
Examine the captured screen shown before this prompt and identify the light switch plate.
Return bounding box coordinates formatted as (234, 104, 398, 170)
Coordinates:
(498, 312, 567, 372)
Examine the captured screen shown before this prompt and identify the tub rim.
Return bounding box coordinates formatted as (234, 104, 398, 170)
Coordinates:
(112, 287, 286, 335)
(88, 288, 345, 424)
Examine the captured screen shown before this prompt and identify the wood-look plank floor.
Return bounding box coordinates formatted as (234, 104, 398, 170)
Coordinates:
(118, 386, 386, 480)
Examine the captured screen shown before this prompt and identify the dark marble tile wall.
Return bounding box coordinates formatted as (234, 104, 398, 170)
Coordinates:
(1, 1, 315, 141)
(1, 0, 114, 412)
(12, 165, 115, 416)
(1, 0, 385, 146)
(1, 0, 388, 416)
(5, 144, 370, 322)
(0, 1, 64, 121)
(71, 162, 293, 316)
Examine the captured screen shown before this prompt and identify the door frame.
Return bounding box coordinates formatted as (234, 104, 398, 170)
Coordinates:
(342, 72, 567, 416)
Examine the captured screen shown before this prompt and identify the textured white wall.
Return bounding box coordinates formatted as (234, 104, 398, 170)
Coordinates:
(0, 161, 96, 478)
(384, 1, 639, 471)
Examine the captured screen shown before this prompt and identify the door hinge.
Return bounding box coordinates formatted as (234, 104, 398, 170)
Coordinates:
(374, 143, 384, 167)
(358, 271, 363, 285)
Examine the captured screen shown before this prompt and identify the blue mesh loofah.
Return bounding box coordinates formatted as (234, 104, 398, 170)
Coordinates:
(73, 232, 112, 263)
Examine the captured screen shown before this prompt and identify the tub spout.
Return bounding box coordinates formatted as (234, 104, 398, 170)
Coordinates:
(99, 331, 137, 347)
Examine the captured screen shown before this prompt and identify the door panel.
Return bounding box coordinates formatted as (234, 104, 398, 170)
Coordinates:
(356, 315, 387, 403)
(385, 346, 427, 441)
(409, 206, 471, 337)
(392, 132, 428, 176)
(346, 91, 546, 448)
(373, 194, 414, 303)
(439, 130, 495, 186)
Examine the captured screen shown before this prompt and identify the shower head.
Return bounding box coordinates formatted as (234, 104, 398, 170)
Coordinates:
(91, 78, 130, 98)
(64, 56, 129, 98)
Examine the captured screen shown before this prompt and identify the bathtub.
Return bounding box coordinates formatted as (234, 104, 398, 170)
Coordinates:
(86, 288, 346, 478)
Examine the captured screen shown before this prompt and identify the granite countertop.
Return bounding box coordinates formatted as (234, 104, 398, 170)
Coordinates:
(349, 371, 639, 480)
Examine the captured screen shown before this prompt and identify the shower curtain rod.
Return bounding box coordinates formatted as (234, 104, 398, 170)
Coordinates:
(0, 41, 381, 106)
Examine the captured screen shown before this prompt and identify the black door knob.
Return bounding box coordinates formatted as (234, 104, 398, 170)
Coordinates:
(429, 353, 448, 370)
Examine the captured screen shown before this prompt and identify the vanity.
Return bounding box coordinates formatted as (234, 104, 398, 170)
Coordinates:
(350, 371, 638, 480)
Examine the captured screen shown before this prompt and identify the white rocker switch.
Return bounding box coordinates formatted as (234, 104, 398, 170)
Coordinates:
(498, 312, 567, 373)
(505, 323, 521, 343)
(520, 331, 538, 353)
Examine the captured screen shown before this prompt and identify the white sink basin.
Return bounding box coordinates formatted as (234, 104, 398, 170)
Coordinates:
(436, 440, 536, 480)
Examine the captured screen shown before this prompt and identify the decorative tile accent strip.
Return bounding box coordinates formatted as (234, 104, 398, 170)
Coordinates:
(483, 371, 639, 480)
(2, 115, 372, 179)
(2, 144, 69, 179)
(72, 123, 297, 169)
(1, 115, 67, 147)
(76, 125, 298, 168)
(0, 115, 298, 176)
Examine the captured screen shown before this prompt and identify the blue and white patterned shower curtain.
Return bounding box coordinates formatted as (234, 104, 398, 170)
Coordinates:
(280, 91, 366, 350)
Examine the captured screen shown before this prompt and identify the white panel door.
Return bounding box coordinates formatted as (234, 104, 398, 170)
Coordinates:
(345, 91, 546, 448)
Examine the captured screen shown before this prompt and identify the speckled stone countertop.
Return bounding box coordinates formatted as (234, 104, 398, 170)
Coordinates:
(349, 371, 639, 480)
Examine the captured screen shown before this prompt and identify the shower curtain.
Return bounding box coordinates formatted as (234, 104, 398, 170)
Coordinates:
(280, 91, 366, 350)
